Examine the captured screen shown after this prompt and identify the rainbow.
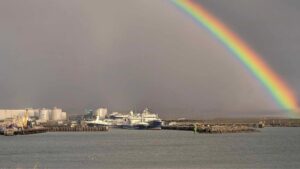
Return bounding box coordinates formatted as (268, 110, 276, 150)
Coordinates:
(172, 0, 299, 115)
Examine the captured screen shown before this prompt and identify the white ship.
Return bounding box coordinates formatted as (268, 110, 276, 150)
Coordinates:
(85, 115, 111, 127)
(122, 108, 162, 130)
(105, 112, 129, 127)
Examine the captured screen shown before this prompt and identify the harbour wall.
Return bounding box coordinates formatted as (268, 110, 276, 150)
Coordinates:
(47, 126, 109, 132)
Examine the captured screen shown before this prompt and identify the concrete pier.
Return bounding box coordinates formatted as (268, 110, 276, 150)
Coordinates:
(15, 127, 48, 135)
(0, 127, 48, 136)
(1, 126, 108, 136)
(47, 126, 109, 132)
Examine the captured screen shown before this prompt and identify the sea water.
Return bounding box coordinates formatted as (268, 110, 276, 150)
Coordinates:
(0, 128, 299, 169)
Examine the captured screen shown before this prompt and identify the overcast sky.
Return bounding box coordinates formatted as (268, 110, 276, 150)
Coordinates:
(0, 0, 299, 118)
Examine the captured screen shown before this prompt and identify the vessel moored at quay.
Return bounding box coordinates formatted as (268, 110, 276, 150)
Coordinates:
(2, 106, 289, 136)
(82, 108, 162, 130)
(119, 108, 162, 130)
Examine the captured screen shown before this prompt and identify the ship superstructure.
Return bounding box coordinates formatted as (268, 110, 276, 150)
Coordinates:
(85, 115, 111, 127)
(121, 108, 162, 130)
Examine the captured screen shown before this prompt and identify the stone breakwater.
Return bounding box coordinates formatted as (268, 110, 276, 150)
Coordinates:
(162, 125, 258, 133)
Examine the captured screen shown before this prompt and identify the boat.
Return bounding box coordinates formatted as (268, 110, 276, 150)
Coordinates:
(105, 112, 129, 128)
(140, 108, 162, 130)
(147, 119, 162, 130)
(121, 108, 162, 130)
(85, 115, 111, 127)
(133, 122, 149, 129)
(3, 128, 15, 136)
(120, 111, 142, 129)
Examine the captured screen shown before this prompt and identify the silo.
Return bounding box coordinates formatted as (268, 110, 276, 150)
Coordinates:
(0, 111, 5, 120)
(27, 108, 35, 117)
(39, 108, 49, 122)
(61, 112, 67, 121)
(95, 108, 107, 119)
(51, 107, 62, 121)
(34, 110, 40, 118)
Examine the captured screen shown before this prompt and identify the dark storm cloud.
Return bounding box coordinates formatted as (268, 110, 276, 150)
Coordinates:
(0, 0, 298, 118)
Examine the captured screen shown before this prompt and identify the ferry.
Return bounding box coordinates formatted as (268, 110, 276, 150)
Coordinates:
(105, 112, 129, 128)
(121, 108, 162, 130)
(85, 115, 111, 127)
(147, 119, 162, 130)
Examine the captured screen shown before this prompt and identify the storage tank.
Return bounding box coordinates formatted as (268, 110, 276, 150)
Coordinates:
(34, 110, 40, 118)
(27, 108, 35, 117)
(51, 107, 62, 121)
(61, 112, 67, 121)
(0, 111, 5, 120)
(94, 108, 107, 119)
(39, 108, 49, 122)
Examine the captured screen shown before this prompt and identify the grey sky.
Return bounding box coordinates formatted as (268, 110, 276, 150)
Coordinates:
(199, 0, 300, 93)
(0, 0, 299, 118)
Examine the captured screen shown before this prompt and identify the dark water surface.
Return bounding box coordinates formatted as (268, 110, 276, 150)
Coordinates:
(0, 128, 299, 169)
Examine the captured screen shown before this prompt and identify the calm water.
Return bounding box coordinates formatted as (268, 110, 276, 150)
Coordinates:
(0, 128, 300, 169)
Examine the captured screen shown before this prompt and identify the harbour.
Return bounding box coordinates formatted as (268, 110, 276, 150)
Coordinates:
(1, 128, 300, 169)
(1, 0, 300, 168)
(0, 107, 165, 136)
(2, 107, 300, 137)
(1, 108, 300, 168)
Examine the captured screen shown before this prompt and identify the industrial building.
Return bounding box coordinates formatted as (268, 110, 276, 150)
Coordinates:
(0, 108, 39, 120)
(0, 107, 67, 122)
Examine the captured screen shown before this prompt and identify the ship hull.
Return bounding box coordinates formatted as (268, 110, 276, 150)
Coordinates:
(121, 120, 162, 130)
(87, 123, 109, 127)
(147, 120, 162, 130)
(133, 124, 148, 130)
(120, 124, 148, 130)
